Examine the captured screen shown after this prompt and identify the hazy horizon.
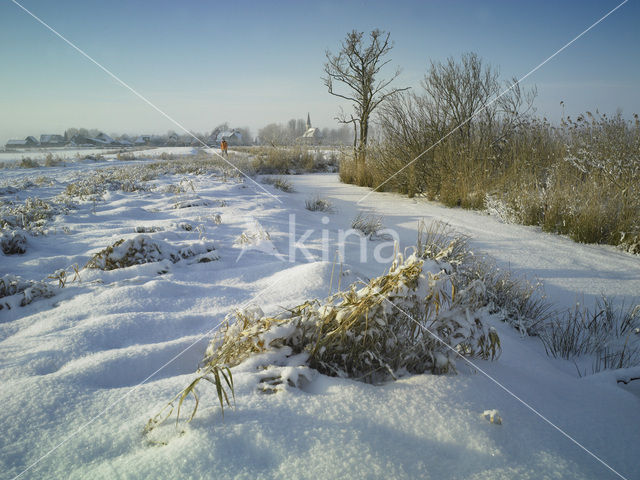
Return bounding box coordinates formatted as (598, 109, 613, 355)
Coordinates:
(1, 0, 639, 146)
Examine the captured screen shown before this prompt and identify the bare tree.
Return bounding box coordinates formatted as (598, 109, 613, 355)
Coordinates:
(324, 29, 409, 183)
(377, 52, 537, 197)
(259, 123, 288, 147)
(421, 52, 536, 147)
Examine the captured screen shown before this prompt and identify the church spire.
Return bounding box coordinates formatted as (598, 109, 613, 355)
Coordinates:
(306, 113, 311, 130)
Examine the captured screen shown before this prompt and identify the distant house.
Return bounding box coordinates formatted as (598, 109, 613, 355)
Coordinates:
(69, 135, 93, 146)
(216, 129, 243, 146)
(85, 133, 116, 146)
(40, 134, 66, 147)
(5, 136, 39, 149)
(299, 113, 322, 144)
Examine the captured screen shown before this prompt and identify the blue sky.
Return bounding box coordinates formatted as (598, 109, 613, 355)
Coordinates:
(1, 0, 638, 144)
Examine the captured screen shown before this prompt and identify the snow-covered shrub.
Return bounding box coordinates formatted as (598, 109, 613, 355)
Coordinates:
(116, 152, 136, 161)
(0, 197, 63, 234)
(462, 260, 550, 335)
(19, 157, 40, 169)
(416, 220, 471, 268)
(134, 225, 164, 233)
(238, 146, 337, 174)
(539, 299, 640, 372)
(619, 232, 640, 255)
(145, 253, 500, 436)
(161, 179, 195, 195)
(172, 198, 210, 209)
(484, 194, 519, 224)
(305, 195, 333, 212)
(235, 228, 271, 245)
(63, 168, 152, 200)
(43, 153, 64, 167)
(81, 154, 104, 162)
(351, 212, 384, 238)
(416, 220, 550, 335)
(85, 235, 217, 270)
(0, 274, 55, 310)
(0, 229, 27, 254)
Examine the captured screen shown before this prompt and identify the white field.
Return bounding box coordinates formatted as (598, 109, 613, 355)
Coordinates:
(1, 157, 639, 480)
(0, 146, 199, 165)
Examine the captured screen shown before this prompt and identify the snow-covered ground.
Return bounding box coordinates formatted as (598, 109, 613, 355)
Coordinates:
(1, 160, 639, 479)
(291, 174, 640, 311)
(103, 146, 199, 159)
(0, 146, 198, 165)
(0, 148, 123, 164)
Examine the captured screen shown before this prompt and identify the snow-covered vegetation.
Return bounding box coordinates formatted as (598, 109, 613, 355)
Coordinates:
(1, 152, 639, 479)
(304, 194, 334, 212)
(233, 145, 340, 174)
(261, 176, 295, 193)
(145, 251, 503, 437)
(351, 212, 384, 238)
(340, 53, 640, 253)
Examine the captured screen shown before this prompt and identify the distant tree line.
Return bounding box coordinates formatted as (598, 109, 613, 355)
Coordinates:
(258, 119, 352, 146)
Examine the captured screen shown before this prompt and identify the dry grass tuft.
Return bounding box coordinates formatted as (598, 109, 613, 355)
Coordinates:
(144, 251, 501, 437)
(305, 195, 334, 212)
(262, 176, 295, 193)
(539, 299, 640, 373)
(351, 212, 384, 238)
(416, 220, 551, 335)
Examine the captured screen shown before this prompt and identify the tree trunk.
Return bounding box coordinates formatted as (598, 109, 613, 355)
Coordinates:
(357, 117, 369, 185)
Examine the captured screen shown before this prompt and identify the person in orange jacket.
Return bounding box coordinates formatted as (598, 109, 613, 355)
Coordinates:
(220, 138, 228, 157)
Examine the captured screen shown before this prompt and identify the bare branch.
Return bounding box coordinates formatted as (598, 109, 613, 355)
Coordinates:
(323, 29, 407, 178)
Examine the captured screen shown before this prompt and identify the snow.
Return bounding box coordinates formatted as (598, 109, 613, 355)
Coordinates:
(0, 146, 199, 165)
(288, 174, 640, 311)
(0, 164, 639, 479)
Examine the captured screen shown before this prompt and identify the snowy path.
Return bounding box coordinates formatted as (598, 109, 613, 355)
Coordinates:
(288, 173, 640, 311)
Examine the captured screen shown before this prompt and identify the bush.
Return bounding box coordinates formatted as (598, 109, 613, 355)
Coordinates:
(18, 157, 40, 169)
(235, 228, 271, 246)
(305, 195, 333, 212)
(63, 168, 151, 199)
(117, 152, 136, 161)
(351, 212, 384, 238)
(0, 229, 27, 254)
(85, 235, 217, 270)
(144, 252, 501, 437)
(262, 176, 295, 192)
(0, 274, 55, 310)
(416, 220, 551, 335)
(0, 197, 62, 234)
(172, 198, 210, 209)
(44, 153, 64, 167)
(235, 146, 339, 174)
(342, 52, 640, 251)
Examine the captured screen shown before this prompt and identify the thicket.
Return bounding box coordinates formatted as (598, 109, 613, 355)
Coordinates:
(233, 146, 339, 174)
(340, 52, 640, 252)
